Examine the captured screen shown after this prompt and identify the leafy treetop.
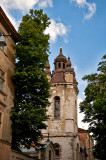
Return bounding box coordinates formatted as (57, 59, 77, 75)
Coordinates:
(80, 54, 106, 160)
(11, 9, 51, 150)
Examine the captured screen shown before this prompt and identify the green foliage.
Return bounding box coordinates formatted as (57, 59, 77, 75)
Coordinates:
(11, 9, 51, 150)
(80, 55, 106, 160)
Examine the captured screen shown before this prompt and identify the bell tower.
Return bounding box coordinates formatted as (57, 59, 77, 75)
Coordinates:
(43, 48, 79, 160)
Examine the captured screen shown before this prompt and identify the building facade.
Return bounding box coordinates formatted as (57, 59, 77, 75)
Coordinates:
(42, 48, 80, 160)
(0, 6, 20, 160)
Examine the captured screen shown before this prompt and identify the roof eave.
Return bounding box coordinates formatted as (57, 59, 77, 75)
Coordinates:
(0, 6, 20, 43)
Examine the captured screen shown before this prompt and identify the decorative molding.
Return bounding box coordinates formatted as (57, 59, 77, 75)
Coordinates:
(0, 89, 7, 96)
(0, 100, 6, 107)
(0, 138, 11, 145)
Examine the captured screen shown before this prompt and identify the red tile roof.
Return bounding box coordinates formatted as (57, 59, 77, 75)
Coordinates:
(51, 71, 66, 83)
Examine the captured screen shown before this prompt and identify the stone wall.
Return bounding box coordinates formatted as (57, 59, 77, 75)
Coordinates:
(42, 81, 79, 160)
(43, 83, 78, 136)
(0, 139, 11, 160)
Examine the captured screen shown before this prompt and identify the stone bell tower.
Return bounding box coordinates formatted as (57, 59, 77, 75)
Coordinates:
(43, 48, 79, 160)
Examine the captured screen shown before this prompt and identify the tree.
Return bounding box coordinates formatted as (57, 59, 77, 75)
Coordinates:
(80, 55, 106, 160)
(11, 9, 51, 150)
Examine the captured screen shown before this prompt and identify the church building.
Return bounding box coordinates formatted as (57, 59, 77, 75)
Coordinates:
(43, 47, 80, 160)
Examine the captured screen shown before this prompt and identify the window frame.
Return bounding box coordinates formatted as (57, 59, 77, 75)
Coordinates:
(54, 96, 60, 120)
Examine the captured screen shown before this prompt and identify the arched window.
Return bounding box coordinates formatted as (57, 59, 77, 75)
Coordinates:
(54, 96, 60, 119)
(58, 62, 61, 68)
(63, 63, 65, 69)
(54, 143, 60, 157)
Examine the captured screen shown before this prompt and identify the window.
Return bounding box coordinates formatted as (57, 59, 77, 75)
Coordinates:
(49, 150, 51, 160)
(0, 69, 5, 91)
(0, 46, 4, 52)
(54, 96, 60, 119)
(63, 63, 65, 69)
(58, 63, 61, 68)
(54, 143, 60, 157)
(0, 32, 6, 51)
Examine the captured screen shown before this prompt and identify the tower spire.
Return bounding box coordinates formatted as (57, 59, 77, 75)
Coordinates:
(59, 47, 63, 55)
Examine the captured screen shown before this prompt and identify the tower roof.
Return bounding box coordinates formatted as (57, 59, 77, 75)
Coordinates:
(45, 60, 50, 69)
(51, 71, 65, 83)
(66, 57, 71, 67)
(54, 47, 67, 64)
(45, 60, 51, 75)
(51, 47, 67, 83)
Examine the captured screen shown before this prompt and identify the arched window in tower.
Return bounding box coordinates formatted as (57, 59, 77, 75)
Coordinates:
(54, 143, 60, 157)
(58, 62, 61, 68)
(63, 63, 65, 69)
(54, 96, 60, 119)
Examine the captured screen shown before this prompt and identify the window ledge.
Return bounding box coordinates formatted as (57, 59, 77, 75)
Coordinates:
(55, 157, 60, 159)
(0, 100, 6, 107)
(0, 89, 7, 96)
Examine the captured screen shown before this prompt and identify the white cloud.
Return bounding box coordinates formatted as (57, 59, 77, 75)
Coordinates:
(70, 0, 96, 19)
(45, 19, 69, 43)
(77, 97, 88, 129)
(74, 66, 87, 86)
(0, 0, 38, 10)
(0, 0, 52, 11)
(84, 2, 96, 20)
(71, 0, 86, 7)
(0, 0, 53, 30)
(38, 0, 53, 7)
(0, 3, 69, 42)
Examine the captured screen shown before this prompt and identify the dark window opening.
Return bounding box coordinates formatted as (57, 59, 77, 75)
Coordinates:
(54, 144, 60, 157)
(49, 150, 51, 160)
(58, 63, 61, 68)
(63, 63, 65, 69)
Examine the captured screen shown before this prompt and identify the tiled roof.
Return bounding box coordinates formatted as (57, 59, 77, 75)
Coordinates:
(51, 71, 66, 83)
(78, 128, 87, 133)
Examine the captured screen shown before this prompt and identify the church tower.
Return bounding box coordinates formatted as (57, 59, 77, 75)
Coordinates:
(43, 48, 79, 160)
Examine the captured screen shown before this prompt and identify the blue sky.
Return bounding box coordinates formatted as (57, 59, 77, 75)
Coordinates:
(0, 0, 106, 129)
